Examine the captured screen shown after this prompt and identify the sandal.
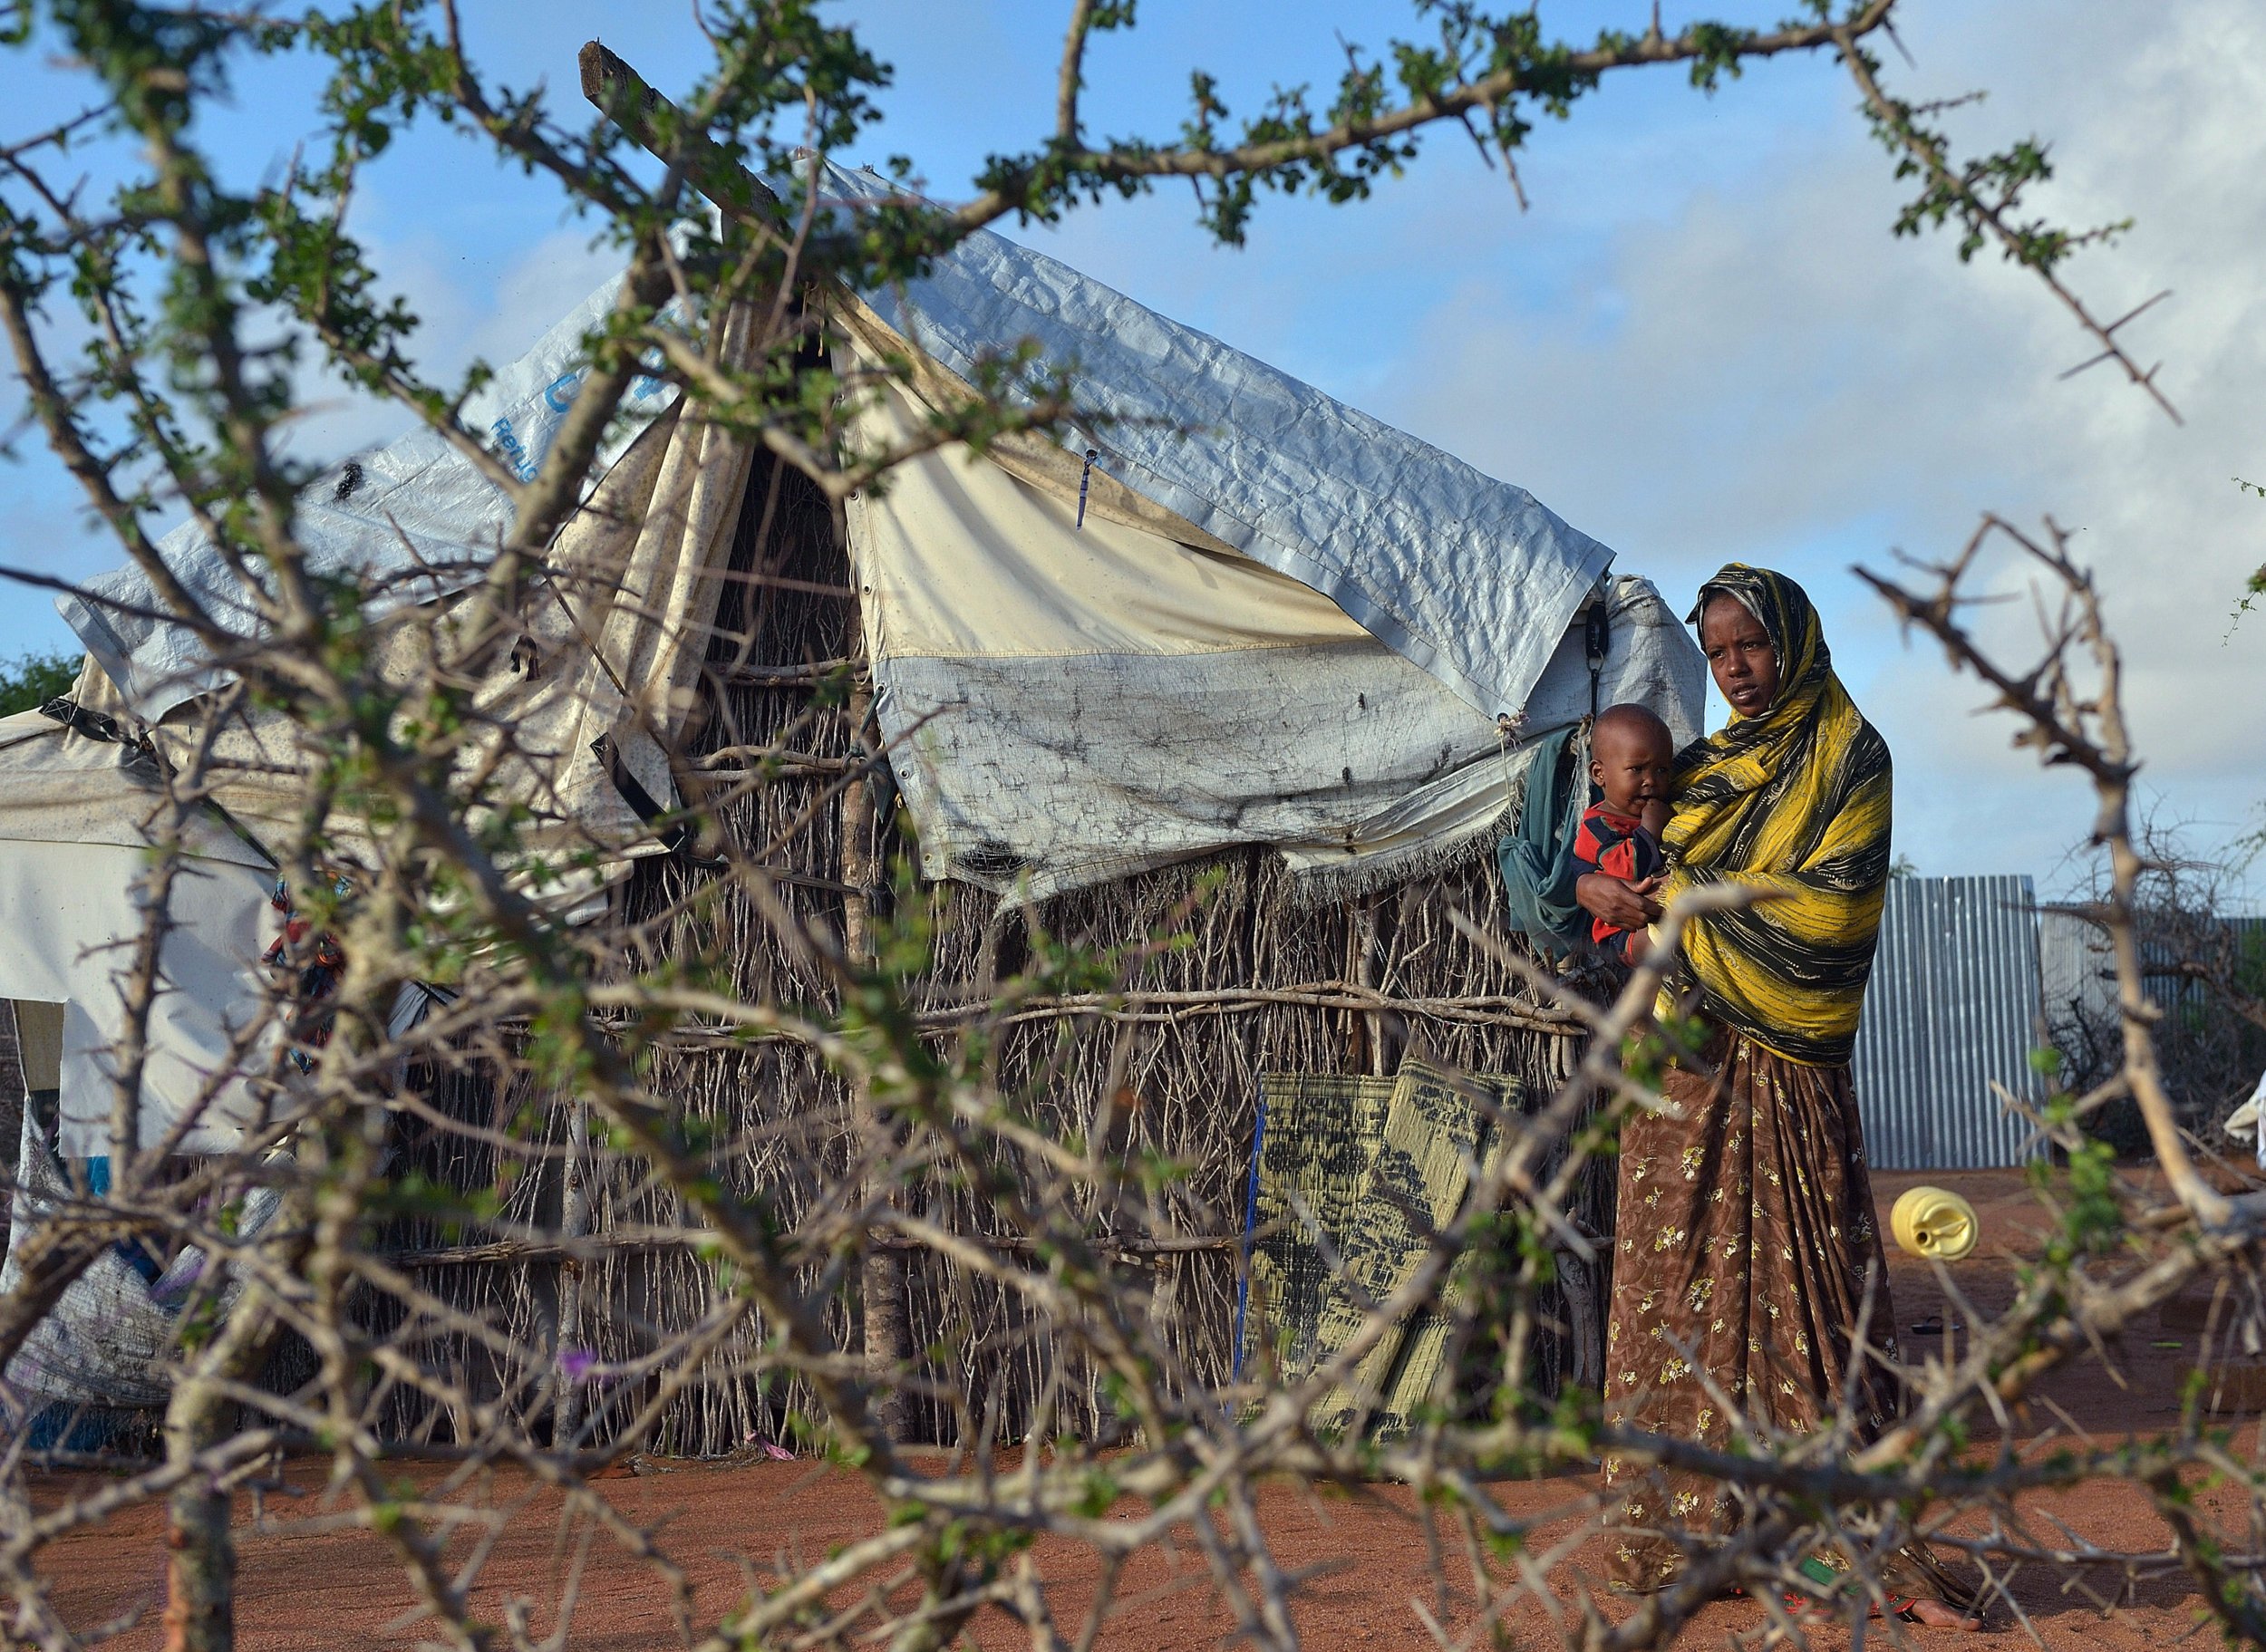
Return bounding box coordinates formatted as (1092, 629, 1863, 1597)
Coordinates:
(1874, 1594, 1983, 1628)
(1729, 1556, 1842, 1618)
(1732, 1554, 1983, 1628)
(1765, 1587, 1978, 1628)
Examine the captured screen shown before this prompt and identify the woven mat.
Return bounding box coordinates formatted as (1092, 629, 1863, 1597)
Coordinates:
(1241, 1059, 1523, 1437)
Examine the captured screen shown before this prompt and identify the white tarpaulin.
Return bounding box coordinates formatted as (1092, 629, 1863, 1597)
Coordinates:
(818, 160, 1613, 725)
(804, 161, 1695, 894)
(117, 342, 759, 879)
(68, 161, 1631, 740)
(848, 382, 1704, 898)
(14, 282, 764, 1155)
(46, 286, 762, 875)
(0, 713, 274, 1155)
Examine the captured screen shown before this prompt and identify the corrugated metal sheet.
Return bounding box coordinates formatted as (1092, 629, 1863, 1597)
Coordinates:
(1851, 875, 2046, 1170)
(2040, 911, 2266, 1049)
(2038, 910, 2115, 1033)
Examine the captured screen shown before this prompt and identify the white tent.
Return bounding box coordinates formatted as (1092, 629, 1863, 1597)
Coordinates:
(0, 712, 275, 1155)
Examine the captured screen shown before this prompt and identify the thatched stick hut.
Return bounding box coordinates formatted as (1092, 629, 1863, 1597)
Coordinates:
(383, 438, 1687, 1453)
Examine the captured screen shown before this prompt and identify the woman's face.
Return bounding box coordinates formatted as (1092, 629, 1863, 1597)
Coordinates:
(1700, 595, 1779, 720)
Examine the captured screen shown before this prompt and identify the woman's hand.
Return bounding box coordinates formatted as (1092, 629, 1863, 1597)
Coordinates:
(1575, 872, 1663, 931)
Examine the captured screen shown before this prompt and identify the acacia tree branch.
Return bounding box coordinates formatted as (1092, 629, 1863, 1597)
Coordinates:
(1054, 0, 1099, 146)
(1834, 28, 2181, 422)
(949, 1, 1900, 238)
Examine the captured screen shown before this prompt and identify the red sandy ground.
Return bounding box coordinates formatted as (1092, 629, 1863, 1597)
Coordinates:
(30, 1169, 2262, 1650)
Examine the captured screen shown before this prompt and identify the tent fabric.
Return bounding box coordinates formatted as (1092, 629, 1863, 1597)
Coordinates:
(171, 372, 751, 874)
(847, 373, 1700, 897)
(0, 711, 276, 1154)
(6, 292, 757, 1153)
(829, 300, 1241, 559)
(61, 274, 684, 726)
(73, 164, 1611, 736)
(818, 160, 1613, 724)
(0, 709, 270, 865)
(0, 343, 758, 1148)
(0, 836, 272, 1156)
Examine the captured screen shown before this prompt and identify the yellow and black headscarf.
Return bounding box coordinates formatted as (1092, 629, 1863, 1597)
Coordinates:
(1659, 565, 1893, 1067)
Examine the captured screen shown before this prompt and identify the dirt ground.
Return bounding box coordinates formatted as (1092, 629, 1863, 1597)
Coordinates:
(29, 1168, 2264, 1649)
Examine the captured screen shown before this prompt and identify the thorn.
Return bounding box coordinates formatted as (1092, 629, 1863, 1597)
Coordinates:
(2057, 347, 2117, 382)
(2098, 288, 2174, 337)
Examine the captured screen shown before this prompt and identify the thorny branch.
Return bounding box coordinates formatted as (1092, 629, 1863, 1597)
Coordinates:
(1834, 32, 2182, 421)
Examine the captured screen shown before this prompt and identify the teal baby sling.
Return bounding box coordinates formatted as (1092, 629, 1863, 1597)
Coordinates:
(1494, 723, 1593, 957)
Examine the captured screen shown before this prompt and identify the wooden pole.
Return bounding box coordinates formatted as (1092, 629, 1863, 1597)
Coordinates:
(840, 660, 910, 1442)
(552, 1098, 592, 1444)
(577, 43, 782, 227)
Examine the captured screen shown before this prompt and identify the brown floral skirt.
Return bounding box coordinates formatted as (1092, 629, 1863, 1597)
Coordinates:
(1599, 1026, 1962, 1603)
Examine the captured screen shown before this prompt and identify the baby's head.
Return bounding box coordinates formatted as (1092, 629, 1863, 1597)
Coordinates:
(1590, 703, 1674, 819)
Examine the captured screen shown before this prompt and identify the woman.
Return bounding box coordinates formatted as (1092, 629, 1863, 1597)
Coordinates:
(1576, 564, 1979, 1628)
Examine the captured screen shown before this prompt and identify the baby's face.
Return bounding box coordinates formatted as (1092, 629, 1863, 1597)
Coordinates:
(1591, 722, 1673, 817)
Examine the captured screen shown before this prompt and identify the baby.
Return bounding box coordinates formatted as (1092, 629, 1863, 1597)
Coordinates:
(1574, 703, 1674, 964)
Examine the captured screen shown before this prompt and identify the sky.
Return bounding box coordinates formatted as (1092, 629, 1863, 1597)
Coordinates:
(2, 1, 2261, 903)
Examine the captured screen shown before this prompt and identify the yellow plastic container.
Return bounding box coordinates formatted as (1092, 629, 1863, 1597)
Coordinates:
(1890, 1186, 1979, 1261)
